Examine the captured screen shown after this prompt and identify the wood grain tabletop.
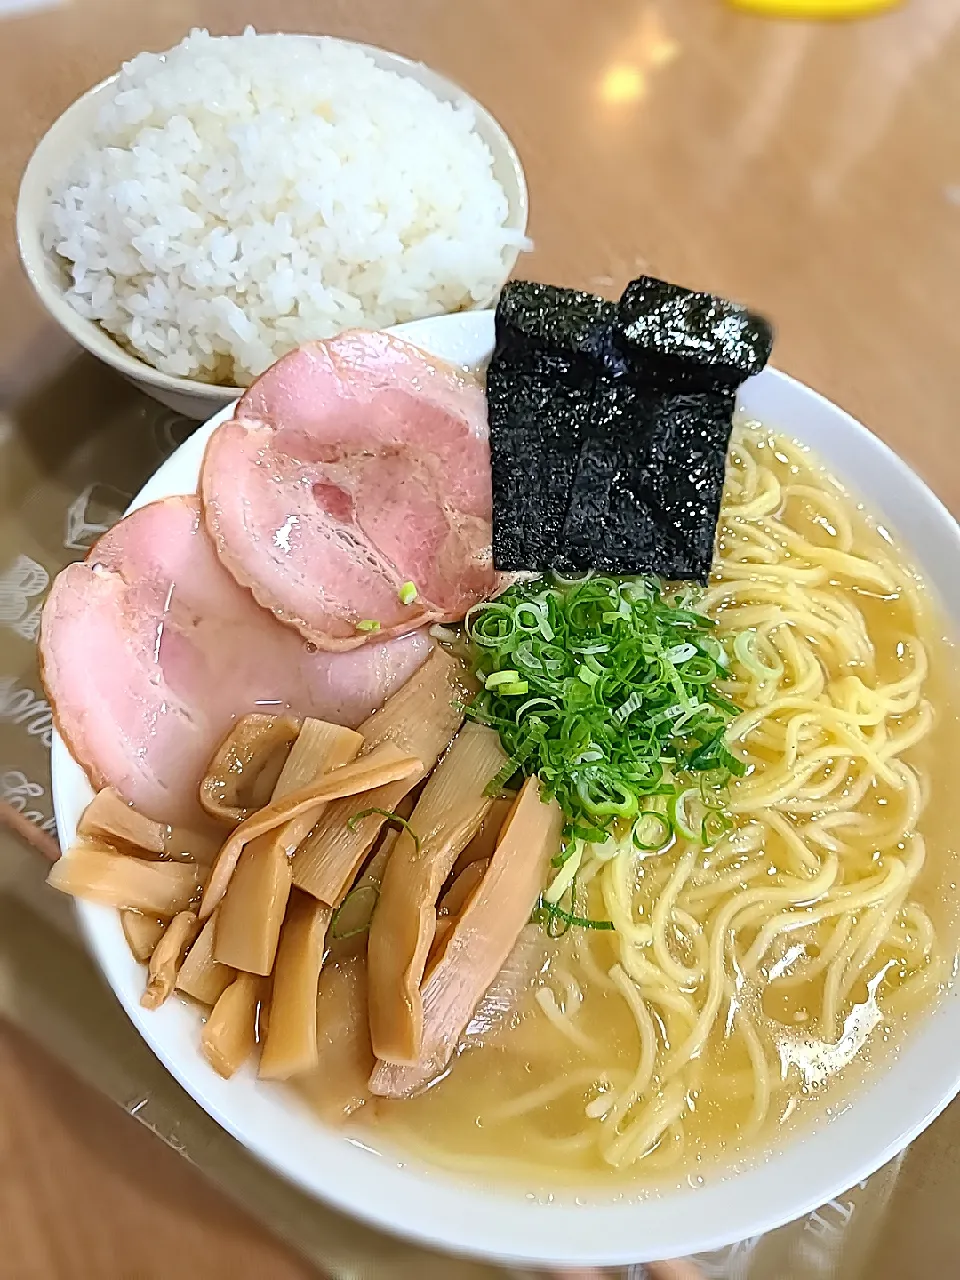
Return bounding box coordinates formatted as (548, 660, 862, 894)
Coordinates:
(1, 1, 960, 1277)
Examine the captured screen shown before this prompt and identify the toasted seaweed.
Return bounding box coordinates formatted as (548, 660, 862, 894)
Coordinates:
(560, 382, 736, 582)
(495, 281, 616, 370)
(487, 351, 593, 570)
(615, 276, 773, 389)
(485, 274, 773, 580)
(488, 283, 614, 570)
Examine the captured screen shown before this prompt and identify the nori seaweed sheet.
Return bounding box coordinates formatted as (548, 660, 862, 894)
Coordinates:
(560, 382, 737, 581)
(495, 281, 616, 369)
(485, 275, 773, 581)
(488, 283, 615, 570)
(615, 277, 773, 391)
(487, 350, 593, 570)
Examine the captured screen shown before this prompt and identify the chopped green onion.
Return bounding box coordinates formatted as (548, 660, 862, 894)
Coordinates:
(701, 634, 729, 668)
(702, 808, 733, 845)
(330, 883, 380, 940)
(651, 703, 686, 726)
(704, 688, 742, 716)
(463, 575, 745, 887)
(347, 807, 421, 854)
(398, 581, 418, 606)
(614, 691, 643, 724)
(551, 569, 595, 587)
(533, 895, 615, 935)
(466, 602, 517, 648)
(515, 601, 555, 642)
(632, 811, 672, 852)
(551, 837, 578, 869)
(483, 740, 536, 797)
(669, 789, 700, 841)
(568, 823, 611, 844)
(516, 696, 562, 721)
(485, 669, 522, 689)
(545, 838, 583, 904)
(356, 619, 381, 633)
(664, 642, 697, 664)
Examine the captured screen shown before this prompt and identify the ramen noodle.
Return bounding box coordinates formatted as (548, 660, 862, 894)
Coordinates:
(370, 423, 958, 1185)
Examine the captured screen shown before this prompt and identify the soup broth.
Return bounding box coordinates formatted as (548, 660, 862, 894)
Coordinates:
(360, 422, 960, 1187)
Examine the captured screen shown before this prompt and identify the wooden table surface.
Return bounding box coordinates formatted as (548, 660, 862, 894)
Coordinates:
(2, 1, 960, 1276)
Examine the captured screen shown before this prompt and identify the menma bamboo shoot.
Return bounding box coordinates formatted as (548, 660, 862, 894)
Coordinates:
(213, 720, 363, 973)
(176, 912, 236, 1005)
(48, 846, 202, 916)
(200, 972, 265, 1079)
(292, 648, 470, 905)
(258, 890, 332, 1080)
(367, 722, 507, 1064)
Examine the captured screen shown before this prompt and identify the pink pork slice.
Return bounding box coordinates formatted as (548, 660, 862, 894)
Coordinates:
(39, 496, 431, 826)
(201, 330, 495, 651)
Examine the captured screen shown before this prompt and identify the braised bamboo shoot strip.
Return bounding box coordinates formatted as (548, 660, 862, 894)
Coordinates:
(258, 890, 332, 1080)
(260, 808, 408, 1080)
(77, 787, 220, 865)
(292, 943, 374, 1124)
(214, 833, 294, 976)
(198, 743, 421, 921)
(201, 971, 266, 1079)
(161, 825, 225, 865)
(428, 858, 491, 974)
(370, 778, 563, 1099)
(199, 714, 301, 825)
(176, 912, 236, 1005)
(48, 845, 203, 916)
(293, 648, 471, 905)
(449, 795, 513, 882)
(213, 719, 363, 974)
(328, 820, 405, 942)
(120, 910, 166, 962)
(367, 722, 508, 1065)
(439, 857, 491, 923)
(141, 911, 199, 1010)
(273, 718, 366, 795)
(79, 788, 168, 854)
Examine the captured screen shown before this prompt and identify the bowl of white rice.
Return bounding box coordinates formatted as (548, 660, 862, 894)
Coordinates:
(17, 28, 529, 417)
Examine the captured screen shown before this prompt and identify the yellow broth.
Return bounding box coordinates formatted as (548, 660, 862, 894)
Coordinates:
(337, 424, 960, 1190)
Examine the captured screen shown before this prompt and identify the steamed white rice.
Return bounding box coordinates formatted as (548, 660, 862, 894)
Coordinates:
(43, 28, 527, 385)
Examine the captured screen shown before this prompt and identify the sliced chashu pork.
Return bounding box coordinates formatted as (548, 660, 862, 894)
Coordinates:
(201, 331, 495, 651)
(39, 496, 430, 826)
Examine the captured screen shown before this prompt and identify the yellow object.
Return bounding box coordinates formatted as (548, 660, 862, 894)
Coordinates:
(600, 65, 647, 106)
(728, 0, 901, 17)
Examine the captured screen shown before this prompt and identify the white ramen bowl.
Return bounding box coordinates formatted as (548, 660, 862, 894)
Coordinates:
(51, 310, 960, 1269)
(16, 38, 528, 420)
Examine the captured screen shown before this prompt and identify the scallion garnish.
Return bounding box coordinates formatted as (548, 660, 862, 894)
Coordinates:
(532, 894, 615, 937)
(632, 810, 672, 852)
(464, 574, 744, 856)
(347, 807, 421, 854)
(485, 669, 523, 689)
(356, 619, 381, 633)
(398, 581, 419, 606)
(330, 883, 380, 940)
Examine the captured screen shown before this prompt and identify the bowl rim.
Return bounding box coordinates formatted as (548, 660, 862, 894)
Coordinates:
(16, 32, 529, 401)
(50, 310, 960, 1268)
